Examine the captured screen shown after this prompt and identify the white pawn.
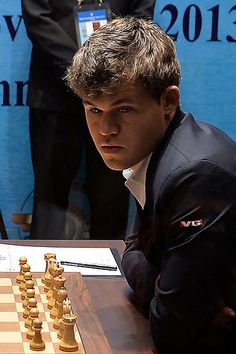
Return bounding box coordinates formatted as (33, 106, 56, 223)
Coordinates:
(48, 274, 66, 311)
(21, 275, 33, 300)
(19, 264, 31, 291)
(53, 288, 67, 330)
(23, 288, 36, 309)
(16, 257, 27, 283)
(21, 279, 35, 301)
(26, 307, 40, 339)
(30, 319, 45, 351)
(24, 298, 37, 325)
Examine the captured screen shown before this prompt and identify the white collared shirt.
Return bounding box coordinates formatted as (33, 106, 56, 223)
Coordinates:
(123, 154, 152, 209)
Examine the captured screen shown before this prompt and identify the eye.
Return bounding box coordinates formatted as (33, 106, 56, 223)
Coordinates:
(119, 106, 133, 113)
(89, 107, 101, 114)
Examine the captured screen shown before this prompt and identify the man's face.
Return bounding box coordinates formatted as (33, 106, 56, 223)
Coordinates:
(83, 82, 174, 170)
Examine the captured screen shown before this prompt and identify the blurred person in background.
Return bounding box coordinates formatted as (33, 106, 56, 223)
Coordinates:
(21, 0, 155, 239)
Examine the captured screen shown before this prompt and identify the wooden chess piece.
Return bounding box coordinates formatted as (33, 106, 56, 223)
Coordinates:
(30, 319, 45, 351)
(23, 288, 36, 309)
(21, 279, 35, 301)
(53, 288, 67, 329)
(57, 299, 72, 339)
(59, 314, 78, 352)
(44, 257, 56, 293)
(16, 257, 27, 283)
(23, 297, 37, 322)
(41, 252, 56, 284)
(48, 273, 66, 311)
(21, 274, 33, 300)
(19, 264, 31, 291)
(26, 307, 40, 339)
(47, 262, 64, 300)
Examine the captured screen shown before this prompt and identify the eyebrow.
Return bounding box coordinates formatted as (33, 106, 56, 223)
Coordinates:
(83, 97, 136, 106)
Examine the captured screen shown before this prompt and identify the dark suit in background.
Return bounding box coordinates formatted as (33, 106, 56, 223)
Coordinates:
(21, 0, 155, 239)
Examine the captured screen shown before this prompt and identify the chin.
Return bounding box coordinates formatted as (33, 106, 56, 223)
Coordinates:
(103, 159, 125, 171)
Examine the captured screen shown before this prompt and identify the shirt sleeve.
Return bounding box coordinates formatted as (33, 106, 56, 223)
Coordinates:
(122, 205, 160, 312)
(21, 0, 78, 64)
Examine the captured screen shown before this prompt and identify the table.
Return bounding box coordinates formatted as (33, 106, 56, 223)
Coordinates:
(0, 240, 156, 354)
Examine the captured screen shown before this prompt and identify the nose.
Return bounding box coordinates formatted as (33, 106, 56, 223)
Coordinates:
(98, 113, 120, 136)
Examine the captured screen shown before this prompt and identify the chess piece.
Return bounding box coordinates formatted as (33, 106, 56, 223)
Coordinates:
(16, 257, 27, 283)
(58, 299, 72, 339)
(23, 288, 36, 309)
(41, 252, 56, 284)
(30, 319, 45, 351)
(44, 257, 56, 293)
(53, 288, 67, 329)
(19, 263, 31, 291)
(48, 273, 66, 311)
(21, 275, 34, 300)
(59, 314, 78, 352)
(23, 297, 37, 321)
(47, 262, 64, 300)
(26, 307, 40, 339)
(21, 279, 35, 301)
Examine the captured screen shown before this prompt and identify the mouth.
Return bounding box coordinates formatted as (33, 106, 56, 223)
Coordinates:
(100, 145, 123, 154)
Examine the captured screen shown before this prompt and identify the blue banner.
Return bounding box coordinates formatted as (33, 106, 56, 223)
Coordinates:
(154, 1, 236, 139)
(0, 2, 33, 238)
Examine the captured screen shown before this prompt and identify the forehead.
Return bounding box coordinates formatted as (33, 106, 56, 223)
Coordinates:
(83, 82, 151, 106)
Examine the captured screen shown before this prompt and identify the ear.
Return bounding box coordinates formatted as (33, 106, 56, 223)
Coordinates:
(161, 86, 180, 118)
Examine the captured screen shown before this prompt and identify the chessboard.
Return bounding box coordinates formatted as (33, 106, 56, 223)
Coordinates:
(0, 272, 112, 354)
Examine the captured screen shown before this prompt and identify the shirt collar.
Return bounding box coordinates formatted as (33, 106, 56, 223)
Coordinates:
(123, 153, 152, 209)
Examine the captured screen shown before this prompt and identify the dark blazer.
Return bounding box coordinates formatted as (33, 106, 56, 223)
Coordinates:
(21, 0, 155, 113)
(122, 110, 236, 354)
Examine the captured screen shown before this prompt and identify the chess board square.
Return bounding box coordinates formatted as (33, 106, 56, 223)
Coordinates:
(0, 312, 18, 322)
(19, 322, 28, 333)
(34, 288, 40, 295)
(0, 343, 24, 353)
(35, 294, 42, 302)
(36, 278, 44, 287)
(12, 285, 21, 295)
(0, 294, 15, 303)
(42, 321, 50, 332)
(0, 286, 13, 294)
(16, 302, 24, 312)
(40, 293, 47, 303)
(0, 322, 20, 331)
(15, 294, 24, 302)
(0, 279, 12, 287)
(0, 303, 16, 312)
(49, 331, 60, 343)
(23, 342, 54, 353)
(0, 331, 22, 343)
(37, 303, 44, 312)
(45, 311, 54, 322)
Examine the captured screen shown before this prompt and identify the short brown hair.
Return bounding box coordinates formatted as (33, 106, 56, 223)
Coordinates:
(66, 17, 181, 101)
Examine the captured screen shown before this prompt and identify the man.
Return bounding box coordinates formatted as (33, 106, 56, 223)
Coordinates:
(21, 0, 155, 239)
(66, 17, 236, 353)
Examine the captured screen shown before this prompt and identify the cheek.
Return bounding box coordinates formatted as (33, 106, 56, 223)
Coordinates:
(137, 124, 162, 151)
(87, 123, 101, 149)
(86, 118, 96, 136)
